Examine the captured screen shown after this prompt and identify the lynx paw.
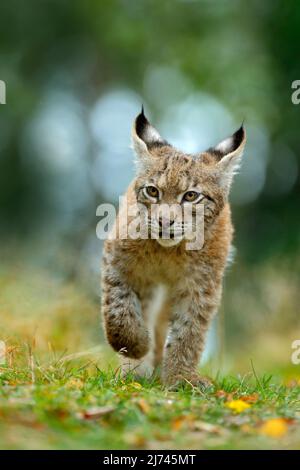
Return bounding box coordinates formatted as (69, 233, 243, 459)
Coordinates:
(106, 324, 150, 359)
(162, 373, 213, 391)
(121, 356, 154, 379)
(192, 375, 213, 391)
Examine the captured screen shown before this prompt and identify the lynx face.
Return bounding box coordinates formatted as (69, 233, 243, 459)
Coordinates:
(132, 109, 246, 247)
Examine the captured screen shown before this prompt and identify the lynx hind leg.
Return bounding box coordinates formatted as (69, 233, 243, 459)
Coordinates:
(121, 285, 167, 379)
(161, 287, 219, 389)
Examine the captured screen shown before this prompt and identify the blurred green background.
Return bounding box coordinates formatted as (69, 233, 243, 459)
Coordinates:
(0, 0, 300, 374)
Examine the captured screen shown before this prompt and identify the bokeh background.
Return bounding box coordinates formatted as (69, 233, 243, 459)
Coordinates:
(1, 0, 300, 375)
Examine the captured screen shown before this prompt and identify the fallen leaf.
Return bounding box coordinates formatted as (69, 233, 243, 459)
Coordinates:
(130, 382, 143, 390)
(225, 399, 251, 413)
(192, 420, 224, 434)
(121, 382, 143, 392)
(240, 393, 259, 404)
(137, 398, 151, 414)
(125, 433, 147, 447)
(78, 406, 115, 420)
(66, 378, 84, 389)
(153, 431, 171, 442)
(259, 418, 288, 438)
(215, 390, 234, 401)
(240, 424, 254, 434)
(171, 416, 189, 431)
(52, 409, 69, 420)
(215, 390, 227, 399)
(226, 414, 250, 426)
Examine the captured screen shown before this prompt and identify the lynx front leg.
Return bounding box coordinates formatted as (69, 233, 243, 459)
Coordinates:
(101, 262, 149, 360)
(120, 288, 159, 378)
(161, 288, 219, 389)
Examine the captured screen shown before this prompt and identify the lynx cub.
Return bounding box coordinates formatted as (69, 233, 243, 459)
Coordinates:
(101, 109, 246, 388)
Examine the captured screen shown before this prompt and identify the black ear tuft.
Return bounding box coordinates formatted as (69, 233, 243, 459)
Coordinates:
(207, 124, 246, 160)
(230, 124, 245, 154)
(133, 108, 169, 149)
(214, 124, 246, 190)
(135, 107, 150, 141)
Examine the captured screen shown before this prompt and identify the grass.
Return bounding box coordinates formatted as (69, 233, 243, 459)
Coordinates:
(1, 352, 300, 450)
(1, 246, 300, 449)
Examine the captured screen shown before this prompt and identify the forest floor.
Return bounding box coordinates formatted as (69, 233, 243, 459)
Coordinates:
(1, 356, 300, 449)
(1, 250, 300, 449)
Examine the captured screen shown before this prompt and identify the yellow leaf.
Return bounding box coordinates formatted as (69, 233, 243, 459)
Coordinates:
(259, 418, 288, 438)
(225, 399, 251, 413)
(130, 382, 142, 390)
(120, 382, 142, 392)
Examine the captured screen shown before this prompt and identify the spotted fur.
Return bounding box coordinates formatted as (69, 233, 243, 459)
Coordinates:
(101, 110, 246, 388)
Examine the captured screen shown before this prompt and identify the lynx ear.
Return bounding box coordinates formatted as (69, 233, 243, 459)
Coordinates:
(131, 107, 168, 163)
(211, 125, 246, 190)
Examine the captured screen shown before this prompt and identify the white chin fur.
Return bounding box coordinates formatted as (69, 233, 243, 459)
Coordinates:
(156, 237, 183, 247)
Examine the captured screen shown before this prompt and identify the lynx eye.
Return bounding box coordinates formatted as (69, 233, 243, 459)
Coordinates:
(144, 185, 159, 199)
(182, 191, 201, 203)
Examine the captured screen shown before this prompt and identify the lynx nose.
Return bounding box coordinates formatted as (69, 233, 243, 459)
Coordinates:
(158, 216, 175, 229)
